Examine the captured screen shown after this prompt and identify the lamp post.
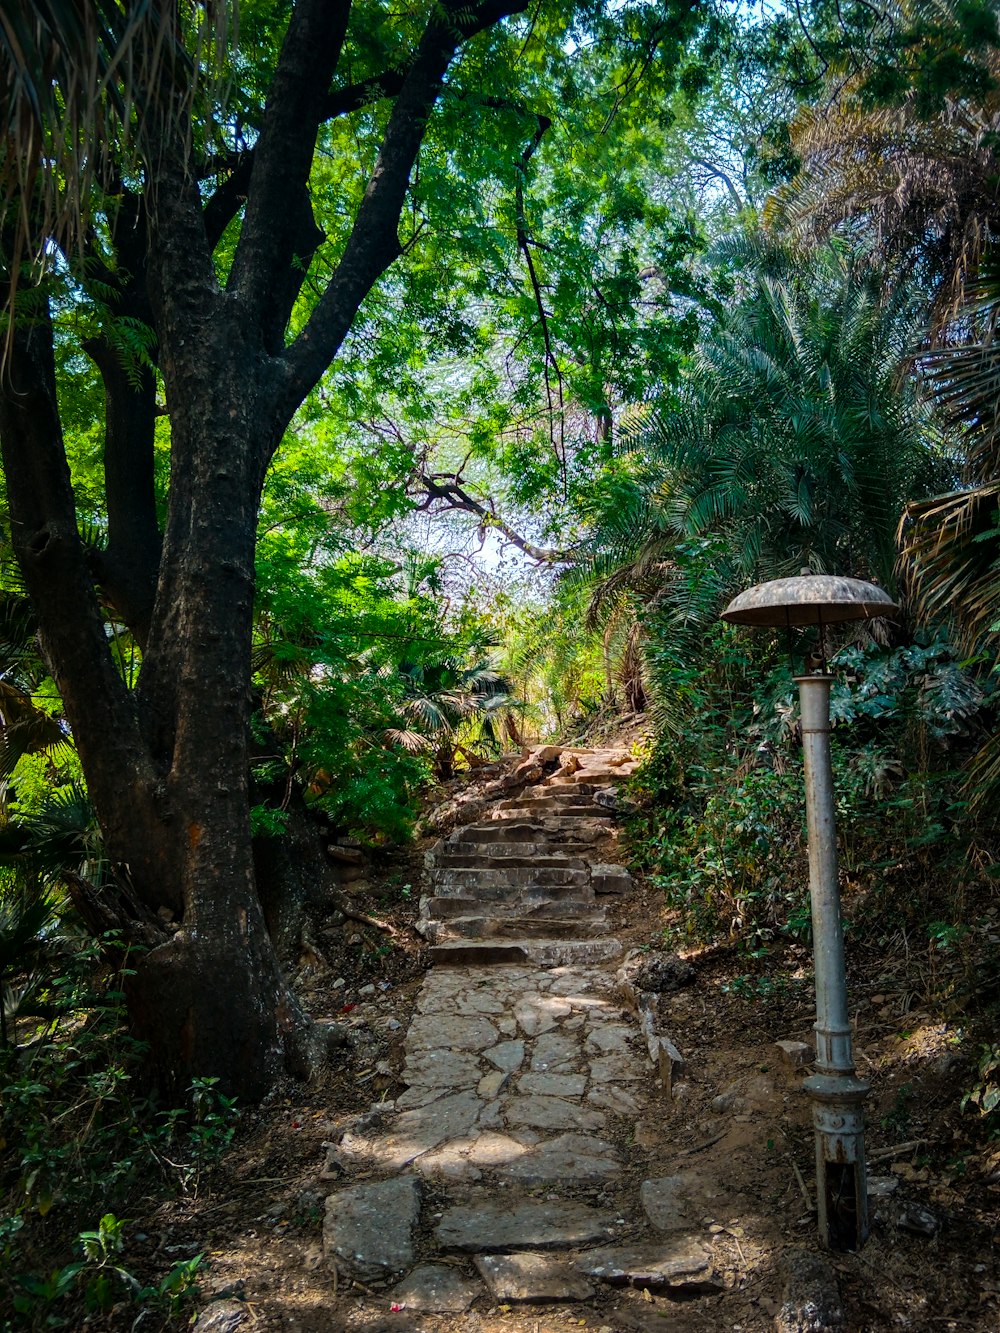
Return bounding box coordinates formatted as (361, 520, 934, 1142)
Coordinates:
(721, 574, 898, 1251)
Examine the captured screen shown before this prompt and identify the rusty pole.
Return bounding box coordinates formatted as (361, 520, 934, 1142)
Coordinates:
(796, 673, 869, 1250)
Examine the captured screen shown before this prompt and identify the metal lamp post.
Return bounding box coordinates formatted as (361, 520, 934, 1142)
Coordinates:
(721, 574, 898, 1251)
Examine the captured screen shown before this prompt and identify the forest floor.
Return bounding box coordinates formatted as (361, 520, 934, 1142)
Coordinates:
(129, 755, 1000, 1333)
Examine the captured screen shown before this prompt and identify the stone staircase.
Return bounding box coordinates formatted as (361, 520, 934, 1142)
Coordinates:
(321, 745, 720, 1317)
(418, 748, 635, 968)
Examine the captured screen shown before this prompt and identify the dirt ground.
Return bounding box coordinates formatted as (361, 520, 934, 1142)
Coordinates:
(126, 771, 1000, 1333)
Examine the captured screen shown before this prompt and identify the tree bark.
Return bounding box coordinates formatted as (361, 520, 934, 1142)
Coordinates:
(0, 0, 530, 1103)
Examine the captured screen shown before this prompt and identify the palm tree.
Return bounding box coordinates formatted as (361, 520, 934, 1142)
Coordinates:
(617, 236, 941, 586)
(769, 6, 1000, 326)
(899, 257, 1000, 799)
(577, 237, 944, 730)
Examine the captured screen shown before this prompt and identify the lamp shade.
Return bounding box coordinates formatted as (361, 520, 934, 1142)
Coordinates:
(721, 574, 898, 627)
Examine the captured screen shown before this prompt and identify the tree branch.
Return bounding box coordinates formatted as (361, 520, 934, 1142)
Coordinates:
(278, 0, 531, 421)
(513, 112, 566, 494)
(228, 0, 354, 342)
(416, 472, 572, 563)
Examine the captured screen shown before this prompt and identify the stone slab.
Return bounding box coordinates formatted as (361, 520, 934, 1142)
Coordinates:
(436, 1198, 617, 1252)
(484, 1039, 525, 1073)
(388, 1265, 481, 1313)
(587, 1084, 640, 1116)
(500, 1132, 619, 1184)
(530, 1032, 581, 1072)
(406, 1013, 498, 1052)
(575, 1240, 716, 1292)
(518, 1072, 587, 1098)
(323, 1177, 420, 1278)
(588, 1053, 643, 1082)
(474, 1253, 595, 1303)
(506, 1095, 605, 1132)
(342, 1092, 481, 1170)
(404, 1048, 482, 1087)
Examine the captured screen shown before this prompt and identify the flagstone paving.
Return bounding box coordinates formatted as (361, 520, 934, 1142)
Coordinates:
(321, 748, 723, 1315)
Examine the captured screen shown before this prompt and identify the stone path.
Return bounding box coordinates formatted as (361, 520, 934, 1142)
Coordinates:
(322, 748, 722, 1320)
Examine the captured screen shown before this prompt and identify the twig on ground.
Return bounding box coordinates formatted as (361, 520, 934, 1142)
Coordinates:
(791, 1158, 814, 1211)
(868, 1139, 927, 1162)
(677, 1130, 727, 1158)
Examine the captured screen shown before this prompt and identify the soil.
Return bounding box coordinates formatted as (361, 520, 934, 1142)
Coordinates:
(114, 760, 1000, 1333)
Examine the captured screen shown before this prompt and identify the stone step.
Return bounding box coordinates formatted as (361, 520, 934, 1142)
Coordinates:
(496, 795, 605, 812)
(431, 866, 591, 891)
(444, 840, 592, 860)
(428, 916, 610, 942)
(494, 804, 608, 821)
(524, 784, 604, 799)
(429, 937, 623, 967)
(431, 852, 588, 871)
(454, 822, 553, 844)
(424, 891, 597, 918)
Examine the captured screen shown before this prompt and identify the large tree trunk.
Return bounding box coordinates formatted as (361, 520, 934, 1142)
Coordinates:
(0, 0, 528, 1103)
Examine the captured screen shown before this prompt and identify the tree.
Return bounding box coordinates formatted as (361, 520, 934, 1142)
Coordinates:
(0, 0, 705, 1100)
(620, 236, 942, 586)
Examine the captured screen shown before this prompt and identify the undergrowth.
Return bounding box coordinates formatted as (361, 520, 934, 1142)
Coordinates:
(0, 926, 239, 1331)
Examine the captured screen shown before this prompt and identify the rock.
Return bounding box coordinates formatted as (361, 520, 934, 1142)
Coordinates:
(586, 1024, 634, 1056)
(323, 1177, 420, 1278)
(474, 1252, 595, 1303)
(484, 1040, 526, 1073)
(514, 994, 570, 1037)
(193, 1300, 247, 1332)
(711, 1087, 742, 1115)
(775, 1040, 814, 1069)
(403, 1048, 482, 1087)
(388, 1265, 481, 1313)
(629, 953, 695, 993)
(896, 1203, 941, 1236)
(478, 1069, 510, 1099)
(531, 1032, 580, 1072)
(358, 983, 376, 997)
(588, 1053, 643, 1083)
(574, 1240, 717, 1292)
(346, 1091, 482, 1170)
(867, 1176, 899, 1198)
(591, 863, 633, 895)
(518, 1072, 587, 1098)
(505, 1094, 606, 1132)
(776, 1251, 845, 1331)
(406, 1013, 498, 1052)
(588, 1084, 640, 1116)
(501, 1132, 620, 1184)
(436, 1198, 617, 1251)
(327, 844, 364, 864)
(640, 1176, 696, 1232)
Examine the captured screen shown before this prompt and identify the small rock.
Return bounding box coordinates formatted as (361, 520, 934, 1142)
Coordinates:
(358, 983, 376, 997)
(199, 1275, 246, 1302)
(323, 1177, 420, 1278)
(386, 1017, 402, 1031)
(896, 1204, 940, 1236)
(711, 1089, 742, 1115)
(474, 1252, 595, 1302)
(388, 1264, 481, 1313)
(866, 1176, 899, 1198)
(775, 1040, 814, 1069)
(776, 1250, 845, 1332)
(574, 1239, 717, 1292)
(193, 1302, 246, 1333)
(436, 1199, 617, 1252)
(333, 977, 346, 989)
